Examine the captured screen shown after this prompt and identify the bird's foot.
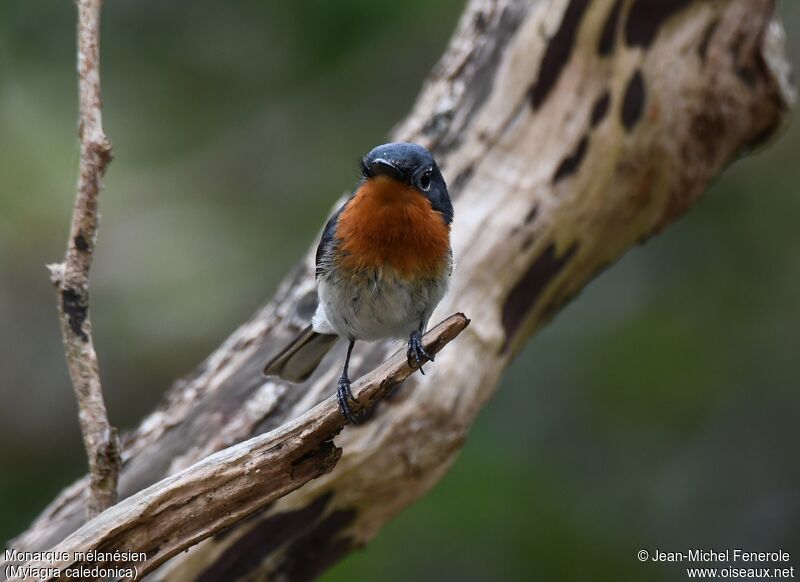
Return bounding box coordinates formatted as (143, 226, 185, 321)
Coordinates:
(407, 330, 434, 374)
(337, 375, 361, 424)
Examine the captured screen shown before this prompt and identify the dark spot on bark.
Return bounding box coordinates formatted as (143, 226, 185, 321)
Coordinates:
(74, 233, 90, 252)
(501, 242, 579, 351)
(62, 288, 88, 341)
(421, 110, 454, 138)
(529, 0, 591, 109)
(698, 19, 719, 62)
(625, 0, 692, 49)
(598, 0, 624, 56)
(553, 135, 589, 183)
(621, 70, 646, 131)
(521, 234, 535, 250)
(473, 10, 489, 33)
(729, 31, 745, 58)
(450, 164, 475, 194)
(198, 493, 334, 581)
(290, 439, 340, 473)
(525, 204, 539, 224)
(690, 109, 726, 162)
(274, 508, 358, 581)
(591, 90, 611, 127)
(735, 65, 758, 88)
(729, 31, 758, 88)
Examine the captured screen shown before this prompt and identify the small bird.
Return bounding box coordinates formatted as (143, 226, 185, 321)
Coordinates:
(264, 142, 453, 423)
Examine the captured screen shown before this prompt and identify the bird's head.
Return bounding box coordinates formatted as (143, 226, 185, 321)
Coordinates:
(359, 142, 453, 225)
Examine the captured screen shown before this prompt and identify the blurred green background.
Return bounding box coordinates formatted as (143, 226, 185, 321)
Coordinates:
(1, 1, 798, 580)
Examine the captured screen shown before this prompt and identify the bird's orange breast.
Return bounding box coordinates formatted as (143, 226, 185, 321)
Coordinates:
(336, 176, 450, 279)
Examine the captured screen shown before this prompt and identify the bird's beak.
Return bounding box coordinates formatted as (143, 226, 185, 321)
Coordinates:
(368, 158, 405, 182)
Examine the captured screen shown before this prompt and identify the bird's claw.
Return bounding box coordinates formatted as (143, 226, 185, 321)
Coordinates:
(407, 331, 434, 374)
(337, 376, 361, 424)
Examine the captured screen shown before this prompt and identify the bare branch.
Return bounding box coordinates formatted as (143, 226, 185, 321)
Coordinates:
(48, 0, 119, 519)
(9, 315, 469, 581)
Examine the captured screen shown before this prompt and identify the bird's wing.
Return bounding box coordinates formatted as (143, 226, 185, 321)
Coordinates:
(315, 198, 350, 280)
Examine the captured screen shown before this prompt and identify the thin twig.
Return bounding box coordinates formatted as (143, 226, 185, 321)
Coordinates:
(10, 314, 469, 581)
(47, 0, 119, 519)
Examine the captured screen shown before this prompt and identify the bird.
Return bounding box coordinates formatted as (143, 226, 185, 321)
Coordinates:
(263, 142, 453, 423)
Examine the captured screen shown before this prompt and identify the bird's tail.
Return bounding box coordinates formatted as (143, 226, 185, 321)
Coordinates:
(263, 325, 339, 383)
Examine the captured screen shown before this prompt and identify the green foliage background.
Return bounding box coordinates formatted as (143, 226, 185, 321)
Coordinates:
(1, 2, 798, 580)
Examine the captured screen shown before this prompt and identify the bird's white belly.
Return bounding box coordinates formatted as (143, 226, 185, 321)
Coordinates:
(312, 268, 447, 341)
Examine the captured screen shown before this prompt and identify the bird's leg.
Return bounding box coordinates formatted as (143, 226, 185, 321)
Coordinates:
(337, 339, 361, 424)
(407, 322, 434, 374)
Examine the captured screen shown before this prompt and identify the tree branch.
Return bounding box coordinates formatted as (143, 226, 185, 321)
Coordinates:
(47, 0, 119, 519)
(7, 315, 468, 581)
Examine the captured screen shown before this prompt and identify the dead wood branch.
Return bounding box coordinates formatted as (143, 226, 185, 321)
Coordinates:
(7, 315, 468, 581)
(46, 0, 119, 519)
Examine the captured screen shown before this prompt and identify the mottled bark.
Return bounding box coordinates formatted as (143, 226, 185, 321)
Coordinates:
(5, 0, 792, 580)
(5, 316, 467, 581)
(46, 0, 119, 520)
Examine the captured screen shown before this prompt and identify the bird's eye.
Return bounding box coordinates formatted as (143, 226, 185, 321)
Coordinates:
(418, 170, 432, 191)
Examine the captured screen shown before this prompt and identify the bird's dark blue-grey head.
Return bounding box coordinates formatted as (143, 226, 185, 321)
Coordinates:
(360, 142, 453, 225)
